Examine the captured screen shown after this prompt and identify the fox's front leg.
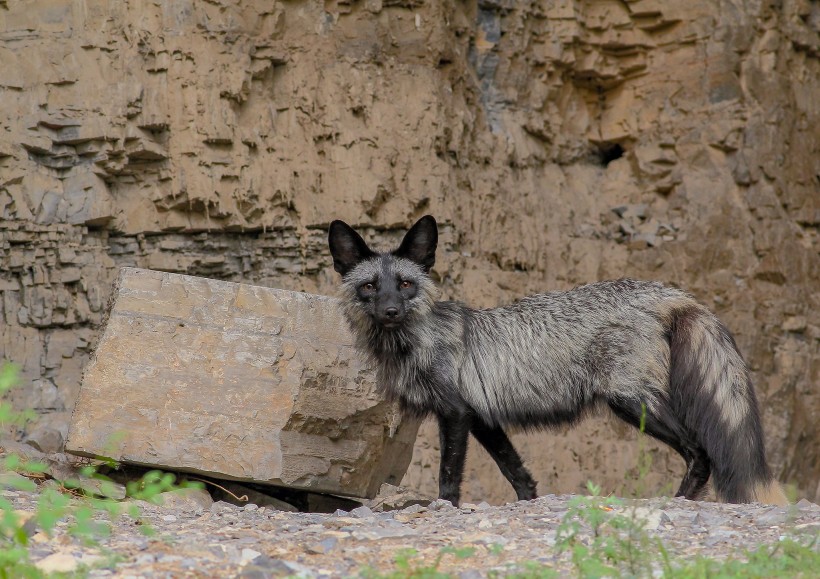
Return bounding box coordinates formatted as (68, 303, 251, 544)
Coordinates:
(436, 411, 471, 506)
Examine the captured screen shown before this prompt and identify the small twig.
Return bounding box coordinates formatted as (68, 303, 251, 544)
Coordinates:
(185, 476, 248, 502)
(57, 482, 85, 498)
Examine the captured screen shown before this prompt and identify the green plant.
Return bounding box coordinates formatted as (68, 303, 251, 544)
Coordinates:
(555, 481, 663, 578)
(617, 404, 674, 500)
(362, 546, 477, 578)
(667, 536, 820, 578)
(499, 560, 559, 578)
(0, 361, 202, 576)
(552, 478, 820, 579)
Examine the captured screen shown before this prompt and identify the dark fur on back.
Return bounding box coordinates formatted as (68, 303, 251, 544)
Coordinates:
(328, 216, 786, 506)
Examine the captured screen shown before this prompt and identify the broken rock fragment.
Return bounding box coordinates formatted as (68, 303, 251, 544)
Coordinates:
(65, 268, 419, 499)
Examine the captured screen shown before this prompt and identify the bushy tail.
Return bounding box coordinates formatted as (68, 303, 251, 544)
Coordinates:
(669, 307, 787, 505)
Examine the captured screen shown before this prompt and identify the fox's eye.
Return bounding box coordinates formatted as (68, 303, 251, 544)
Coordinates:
(362, 282, 375, 291)
(399, 280, 413, 289)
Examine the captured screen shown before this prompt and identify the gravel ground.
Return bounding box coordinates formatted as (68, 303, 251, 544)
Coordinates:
(6, 481, 820, 578)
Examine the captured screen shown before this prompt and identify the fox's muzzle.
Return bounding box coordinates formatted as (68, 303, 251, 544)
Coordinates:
(375, 297, 406, 328)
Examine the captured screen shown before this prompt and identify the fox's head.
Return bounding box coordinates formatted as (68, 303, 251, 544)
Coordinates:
(328, 216, 438, 330)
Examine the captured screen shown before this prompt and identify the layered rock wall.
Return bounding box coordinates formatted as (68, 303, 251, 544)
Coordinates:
(1, 0, 818, 501)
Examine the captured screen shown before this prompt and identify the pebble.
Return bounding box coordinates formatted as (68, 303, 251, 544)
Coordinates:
(134, 553, 155, 565)
(756, 506, 788, 526)
(428, 498, 455, 511)
(795, 498, 820, 512)
(661, 509, 698, 526)
(305, 537, 338, 554)
(705, 529, 740, 547)
(629, 506, 663, 530)
(35, 552, 79, 573)
(350, 505, 375, 519)
(240, 548, 262, 563)
(400, 503, 427, 514)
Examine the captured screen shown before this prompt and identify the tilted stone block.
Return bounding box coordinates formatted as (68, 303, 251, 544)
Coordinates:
(65, 268, 419, 499)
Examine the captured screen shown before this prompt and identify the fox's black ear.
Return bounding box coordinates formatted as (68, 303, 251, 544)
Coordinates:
(328, 220, 374, 276)
(394, 215, 437, 272)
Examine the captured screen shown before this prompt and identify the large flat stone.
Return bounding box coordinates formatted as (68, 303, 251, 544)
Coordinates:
(65, 268, 419, 499)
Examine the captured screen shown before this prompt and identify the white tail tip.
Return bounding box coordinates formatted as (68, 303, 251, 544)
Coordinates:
(753, 481, 789, 506)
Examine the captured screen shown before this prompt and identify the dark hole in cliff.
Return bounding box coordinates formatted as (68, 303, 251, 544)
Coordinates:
(596, 143, 624, 166)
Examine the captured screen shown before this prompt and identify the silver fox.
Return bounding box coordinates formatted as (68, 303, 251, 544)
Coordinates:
(328, 215, 787, 506)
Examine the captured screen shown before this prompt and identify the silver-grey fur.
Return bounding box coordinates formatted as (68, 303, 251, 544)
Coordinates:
(328, 216, 787, 506)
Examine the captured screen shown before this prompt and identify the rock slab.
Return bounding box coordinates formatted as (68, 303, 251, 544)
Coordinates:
(65, 267, 418, 499)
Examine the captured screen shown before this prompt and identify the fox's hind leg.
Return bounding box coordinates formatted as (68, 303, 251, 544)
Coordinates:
(471, 420, 538, 501)
(607, 395, 708, 500)
(674, 447, 711, 500)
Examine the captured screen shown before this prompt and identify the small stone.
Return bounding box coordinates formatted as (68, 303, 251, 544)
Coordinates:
(0, 471, 35, 491)
(210, 500, 237, 514)
(661, 509, 697, 526)
(756, 507, 788, 526)
(705, 529, 739, 547)
(3, 510, 37, 538)
(35, 553, 79, 573)
(240, 557, 315, 578)
(30, 532, 50, 544)
(366, 482, 433, 512)
(241, 548, 262, 563)
(478, 518, 492, 529)
(180, 558, 199, 569)
(23, 425, 65, 454)
(162, 514, 177, 522)
(400, 503, 427, 515)
(237, 567, 272, 579)
(795, 498, 819, 511)
(393, 503, 427, 522)
(350, 505, 374, 519)
(630, 507, 662, 530)
(305, 537, 338, 554)
(243, 503, 259, 512)
(132, 537, 150, 551)
(695, 511, 730, 526)
(134, 553, 156, 565)
(157, 487, 214, 512)
(465, 532, 508, 546)
(60, 475, 126, 500)
(351, 527, 419, 540)
(429, 499, 454, 511)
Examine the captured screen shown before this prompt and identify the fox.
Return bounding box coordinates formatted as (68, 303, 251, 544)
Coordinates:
(327, 215, 787, 507)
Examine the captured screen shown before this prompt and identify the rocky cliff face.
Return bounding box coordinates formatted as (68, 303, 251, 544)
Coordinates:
(1, 0, 818, 502)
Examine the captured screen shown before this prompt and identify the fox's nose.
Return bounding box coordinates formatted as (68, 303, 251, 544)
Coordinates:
(384, 307, 399, 319)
